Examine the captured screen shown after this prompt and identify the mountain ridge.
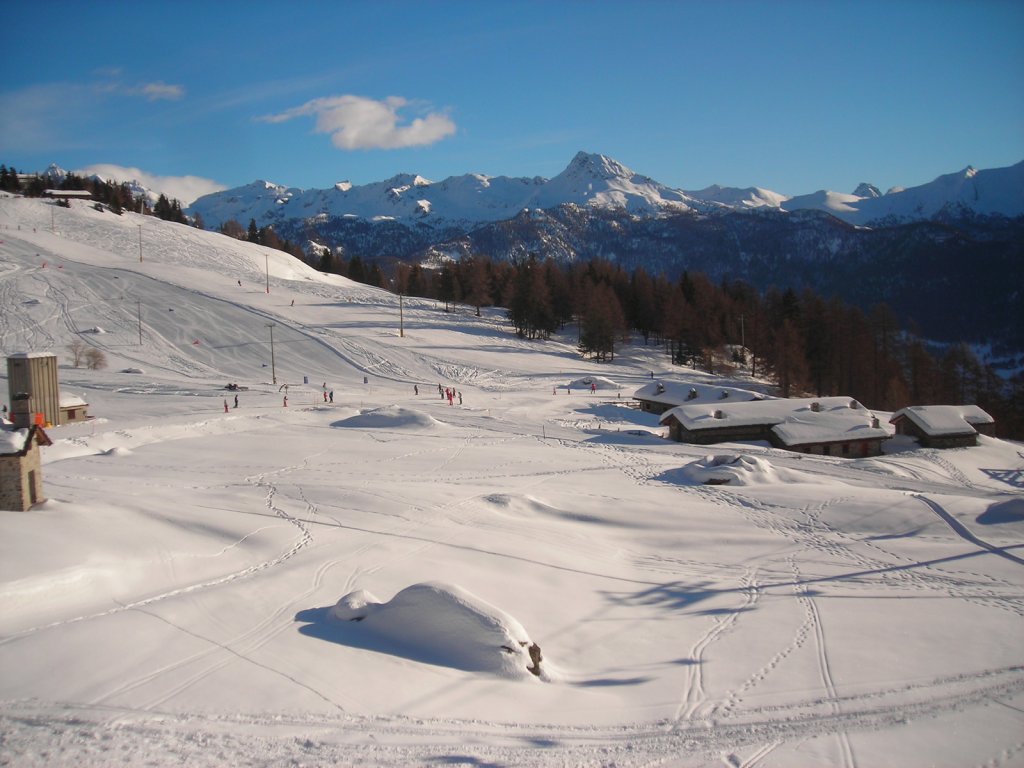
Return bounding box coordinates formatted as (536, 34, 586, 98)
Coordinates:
(183, 152, 1024, 230)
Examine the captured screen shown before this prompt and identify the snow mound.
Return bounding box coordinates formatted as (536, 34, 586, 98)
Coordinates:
(568, 375, 620, 391)
(101, 446, 133, 457)
(681, 453, 825, 486)
(484, 493, 605, 524)
(333, 405, 443, 430)
(82, 326, 106, 334)
(328, 582, 546, 680)
(120, 368, 145, 374)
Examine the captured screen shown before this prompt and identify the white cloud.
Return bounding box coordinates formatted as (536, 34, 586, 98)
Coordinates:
(260, 94, 456, 150)
(75, 164, 226, 206)
(137, 82, 185, 101)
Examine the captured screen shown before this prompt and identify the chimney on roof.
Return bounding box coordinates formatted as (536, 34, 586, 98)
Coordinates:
(10, 391, 32, 429)
(810, 402, 821, 412)
(713, 409, 724, 420)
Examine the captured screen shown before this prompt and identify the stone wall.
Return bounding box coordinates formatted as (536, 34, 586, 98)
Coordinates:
(0, 443, 43, 511)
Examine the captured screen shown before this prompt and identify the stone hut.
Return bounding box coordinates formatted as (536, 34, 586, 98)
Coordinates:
(0, 424, 52, 511)
(661, 396, 889, 458)
(890, 405, 995, 448)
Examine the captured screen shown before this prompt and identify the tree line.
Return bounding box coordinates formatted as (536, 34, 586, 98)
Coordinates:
(1, 164, 189, 224)
(217, 218, 305, 260)
(325, 251, 1022, 438)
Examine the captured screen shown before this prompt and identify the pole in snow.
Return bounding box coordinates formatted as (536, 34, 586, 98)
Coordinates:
(266, 323, 276, 385)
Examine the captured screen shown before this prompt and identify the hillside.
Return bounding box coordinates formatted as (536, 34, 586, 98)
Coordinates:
(1, 195, 1023, 767)
(181, 154, 1024, 351)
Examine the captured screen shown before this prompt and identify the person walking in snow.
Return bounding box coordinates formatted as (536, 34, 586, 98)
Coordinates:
(283, 395, 288, 407)
(591, 382, 596, 394)
(323, 391, 328, 402)
(458, 391, 462, 406)
(234, 394, 239, 408)
(329, 391, 333, 403)
(224, 399, 229, 413)
(414, 384, 419, 396)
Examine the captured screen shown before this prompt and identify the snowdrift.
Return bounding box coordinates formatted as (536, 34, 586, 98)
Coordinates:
(332, 405, 444, 431)
(678, 453, 828, 486)
(567, 375, 621, 392)
(327, 582, 546, 680)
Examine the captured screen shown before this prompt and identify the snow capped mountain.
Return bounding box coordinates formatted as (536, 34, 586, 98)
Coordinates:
(532, 151, 703, 214)
(683, 184, 788, 210)
(782, 162, 1024, 224)
(782, 189, 863, 217)
(189, 152, 709, 230)
(852, 182, 881, 198)
(187, 152, 1023, 232)
(842, 162, 1024, 224)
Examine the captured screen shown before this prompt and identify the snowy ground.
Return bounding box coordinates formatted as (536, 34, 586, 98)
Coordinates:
(1, 195, 1023, 767)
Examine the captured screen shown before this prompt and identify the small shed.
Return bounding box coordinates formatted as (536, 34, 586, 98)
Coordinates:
(59, 392, 89, 424)
(889, 405, 995, 448)
(0, 424, 53, 511)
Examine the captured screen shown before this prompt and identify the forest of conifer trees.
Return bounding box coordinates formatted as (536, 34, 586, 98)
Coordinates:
(321, 250, 1023, 439)
(3, 162, 1019, 439)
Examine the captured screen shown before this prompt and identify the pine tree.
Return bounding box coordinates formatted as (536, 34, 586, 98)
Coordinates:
(347, 255, 365, 284)
(437, 262, 459, 312)
(460, 255, 492, 317)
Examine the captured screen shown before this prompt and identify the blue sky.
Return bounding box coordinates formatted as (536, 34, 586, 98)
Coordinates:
(2, 1, 1022, 203)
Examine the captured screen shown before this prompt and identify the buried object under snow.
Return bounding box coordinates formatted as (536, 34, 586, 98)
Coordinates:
(329, 582, 545, 679)
(681, 453, 829, 486)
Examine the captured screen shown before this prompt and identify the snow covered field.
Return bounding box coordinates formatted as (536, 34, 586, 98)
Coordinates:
(1, 195, 1022, 767)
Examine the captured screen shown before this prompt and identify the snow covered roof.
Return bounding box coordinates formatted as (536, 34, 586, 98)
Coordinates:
(890, 405, 994, 436)
(0, 424, 51, 455)
(662, 396, 888, 445)
(633, 379, 767, 407)
(7, 351, 57, 359)
(44, 189, 93, 198)
(0, 426, 30, 454)
(60, 393, 88, 408)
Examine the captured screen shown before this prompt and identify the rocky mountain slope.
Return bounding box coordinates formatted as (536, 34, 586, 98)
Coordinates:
(186, 153, 1024, 352)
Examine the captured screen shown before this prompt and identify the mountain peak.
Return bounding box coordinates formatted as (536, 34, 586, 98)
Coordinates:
(565, 151, 633, 180)
(852, 182, 881, 198)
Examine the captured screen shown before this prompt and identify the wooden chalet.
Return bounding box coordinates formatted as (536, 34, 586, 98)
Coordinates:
(661, 396, 889, 458)
(889, 405, 995, 448)
(633, 379, 765, 415)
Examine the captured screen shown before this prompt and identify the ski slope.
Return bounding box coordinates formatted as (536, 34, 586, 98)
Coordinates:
(1, 195, 1023, 767)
